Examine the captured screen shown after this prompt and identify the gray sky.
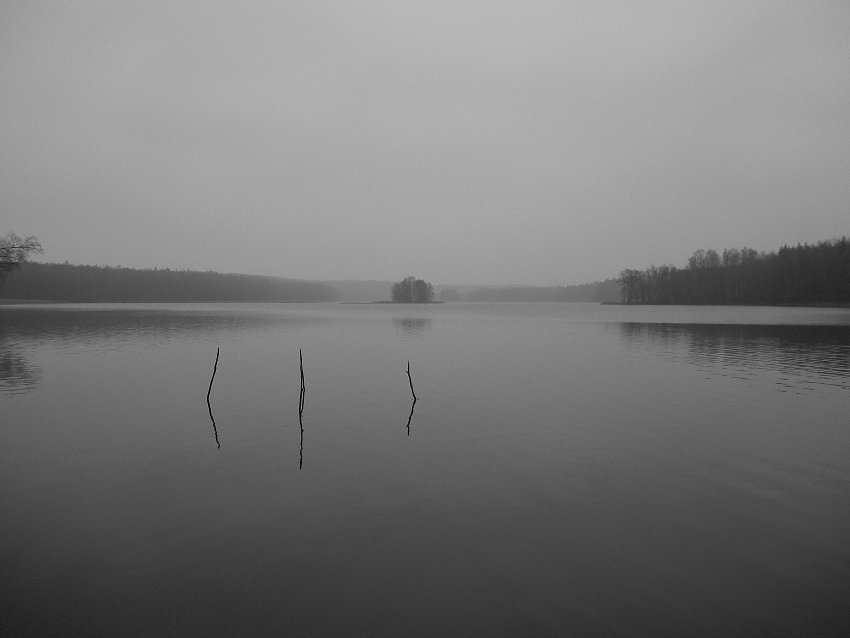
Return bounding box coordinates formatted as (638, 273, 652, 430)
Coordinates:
(2, 1, 848, 285)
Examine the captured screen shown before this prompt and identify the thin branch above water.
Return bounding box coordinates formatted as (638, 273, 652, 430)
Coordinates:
(406, 360, 417, 401)
(406, 360, 418, 436)
(299, 348, 305, 468)
(206, 347, 221, 449)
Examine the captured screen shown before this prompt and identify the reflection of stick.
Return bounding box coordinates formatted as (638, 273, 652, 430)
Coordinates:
(207, 347, 220, 403)
(206, 347, 221, 448)
(299, 410, 304, 470)
(406, 397, 416, 436)
(208, 400, 220, 449)
(406, 361, 417, 401)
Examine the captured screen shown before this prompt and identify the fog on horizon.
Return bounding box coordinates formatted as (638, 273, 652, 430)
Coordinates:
(2, 1, 848, 286)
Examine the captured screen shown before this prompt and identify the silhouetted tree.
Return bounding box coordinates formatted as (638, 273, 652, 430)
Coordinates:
(391, 276, 433, 302)
(617, 269, 644, 303)
(0, 232, 42, 289)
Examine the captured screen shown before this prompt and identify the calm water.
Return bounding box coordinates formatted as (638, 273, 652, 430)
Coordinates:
(2, 303, 849, 637)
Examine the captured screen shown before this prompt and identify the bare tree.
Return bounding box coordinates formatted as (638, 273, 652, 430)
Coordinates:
(617, 268, 643, 303)
(0, 232, 43, 288)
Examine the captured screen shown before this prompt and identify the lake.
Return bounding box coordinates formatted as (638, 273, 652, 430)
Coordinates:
(2, 302, 849, 637)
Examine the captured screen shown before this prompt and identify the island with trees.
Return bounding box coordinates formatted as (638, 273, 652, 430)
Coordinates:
(616, 237, 849, 306)
(390, 276, 435, 303)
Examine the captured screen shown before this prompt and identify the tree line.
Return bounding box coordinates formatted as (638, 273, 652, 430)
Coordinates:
(1, 262, 338, 303)
(464, 280, 621, 303)
(617, 237, 850, 305)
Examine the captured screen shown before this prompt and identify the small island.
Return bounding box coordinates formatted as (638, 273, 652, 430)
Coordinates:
(389, 276, 439, 303)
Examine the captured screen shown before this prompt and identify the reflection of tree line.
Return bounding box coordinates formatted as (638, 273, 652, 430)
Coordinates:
(0, 319, 42, 392)
(0, 307, 328, 348)
(619, 322, 850, 388)
(0, 307, 328, 393)
(0, 347, 41, 393)
(393, 317, 432, 338)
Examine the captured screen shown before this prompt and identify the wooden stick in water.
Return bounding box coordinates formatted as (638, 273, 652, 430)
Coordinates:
(299, 348, 305, 469)
(206, 347, 220, 448)
(406, 360, 417, 401)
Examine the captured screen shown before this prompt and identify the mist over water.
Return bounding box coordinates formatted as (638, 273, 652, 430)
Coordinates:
(2, 303, 849, 636)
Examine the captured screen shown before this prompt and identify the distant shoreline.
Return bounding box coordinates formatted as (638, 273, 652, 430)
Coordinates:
(0, 299, 334, 305)
(601, 301, 850, 309)
(0, 299, 447, 306)
(339, 301, 445, 305)
(3, 298, 847, 309)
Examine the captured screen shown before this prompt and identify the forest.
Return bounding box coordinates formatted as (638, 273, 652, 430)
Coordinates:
(617, 237, 850, 305)
(464, 280, 621, 303)
(0, 262, 337, 303)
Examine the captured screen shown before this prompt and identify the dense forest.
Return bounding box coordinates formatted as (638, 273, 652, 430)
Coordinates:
(0, 262, 337, 303)
(617, 237, 850, 305)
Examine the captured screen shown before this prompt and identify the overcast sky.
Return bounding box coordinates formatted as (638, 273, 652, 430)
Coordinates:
(2, 1, 848, 285)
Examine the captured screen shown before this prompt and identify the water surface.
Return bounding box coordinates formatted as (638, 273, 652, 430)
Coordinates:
(2, 303, 849, 636)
